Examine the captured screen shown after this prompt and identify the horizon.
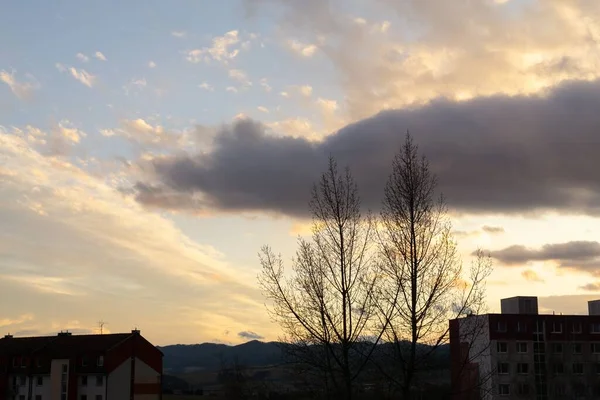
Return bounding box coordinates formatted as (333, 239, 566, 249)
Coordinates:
(2, 0, 600, 347)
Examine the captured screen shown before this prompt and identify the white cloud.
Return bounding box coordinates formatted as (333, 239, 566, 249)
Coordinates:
(171, 31, 186, 38)
(226, 86, 238, 93)
(267, 117, 316, 139)
(298, 85, 313, 97)
(259, 78, 272, 92)
(57, 120, 85, 144)
(56, 64, 96, 87)
(257, 106, 269, 113)
(287, 39, 318, 57)
(99, 129, 116, 137)
(0, 131, 269, 343)
(148, 61, 157, 68)
(316, 97, 338, 112)
(280, 91, 289, 97)
(94, 51, 107, 61)
(0, 70, 39, 99)
(199, 82, 214, 91)
(76, 53, 89, 62)
(228, 69, 251, 87)
(186, 30, 240, 64)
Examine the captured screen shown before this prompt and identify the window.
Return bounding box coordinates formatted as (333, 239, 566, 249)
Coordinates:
(497, 362, 509, 374)
(81, 357, 88, 367)
(497, 342, 508, 353)
(517, 342, 527, 353)
(81, 395, 87, 400)
(96, 356, 104, 367)
(498, 384, 510, 396)
(572, 322, 582, 333)
(35, 395, 41, 400)
(552, 363, 564, 374)
(517, 363, 529, 374)
(95, 396, 102, 400)
(20, 376, 26, 386)
(497, 321, 507, 332)
(533, 342, 545, 353)
(61, 394, 67, 400)
(61, 364, 68, 373)
(596, 363, 600, 374)
(516, 321, 526, 332)
(21, 358, 26, 368)
(593, 343, 600, 354)
(573, 363, 584, 374)
(552, 343, 563, 353)
(96, 375, 103, 386)
(81, 376, 88, 386)
(573, 343, 582, 354)
(36, 358, 42, 368)
(517, 383, 530, 396)
(19, 395, 25, 400)
(593, 323, 600, 334)
(555, 383, 566, 396)
(551, 322, 562, 333)
(36, 376, 43, 386)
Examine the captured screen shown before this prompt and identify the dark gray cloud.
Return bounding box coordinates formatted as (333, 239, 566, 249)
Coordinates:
(135, 79, 600, 217)
(580, 282, 600, 292)
(238, 330, 264, 340)
(482, 226, 504, 234)
(486, 241, 600, 275)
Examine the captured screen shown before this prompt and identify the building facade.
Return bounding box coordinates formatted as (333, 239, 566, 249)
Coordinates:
(450, 296, 600, 400)
(0, 330, 162, 400)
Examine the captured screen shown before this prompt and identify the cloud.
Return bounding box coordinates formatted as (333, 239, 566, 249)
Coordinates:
(228, 69, 251, 86)
(580, 282, 600, 292)
(226, 86, 238, 93)
(286, 39, 318, 57)
(266, 117, 315, 139)
(171, 31, 186, 38)
(538, 294, 600, 315)
(487, 241, 600, 275)
(76, 53, 89, 62)
(56, 64, 96, 87)
(0, 314, 34, 328)
(123, 78, 147, 95)
(521, 270, 544, 283)
(148, 61, 157, 68)
(0, 70, 39, 99)
(117, 118, 179, 148)
(94, 51, 107, 61)
(259, 78, 272, 92)
(238, 331, 264, 340)
(199, 82, 214, 91)
(0, 129, 267, 343)
(186, 30, 241, 65)
(257, 106, 269, 113)
(131, 78, 600, 217)
(482, 225, 504, 234)
(245, 0, 600, 122)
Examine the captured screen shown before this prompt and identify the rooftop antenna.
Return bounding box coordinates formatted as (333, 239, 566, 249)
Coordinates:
(98, 320, 107, 335)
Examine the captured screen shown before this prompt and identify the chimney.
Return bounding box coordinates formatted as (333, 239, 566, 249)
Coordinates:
(131, 329, 140, 335)
(3, 334, 13, 339)
(589, 300, 600, 316)
(57, 331, 72, 336)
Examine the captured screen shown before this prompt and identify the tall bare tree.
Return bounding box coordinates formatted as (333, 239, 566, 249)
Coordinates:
(258, 157, 389, 400)
(377, 133, 492, 399)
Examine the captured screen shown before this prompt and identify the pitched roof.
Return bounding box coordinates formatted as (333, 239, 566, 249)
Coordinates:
(0, 333, 134, 356)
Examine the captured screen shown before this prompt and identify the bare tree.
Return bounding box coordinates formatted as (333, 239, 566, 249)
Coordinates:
(258, 157, 390, 400)
(376, 133, 493, 400)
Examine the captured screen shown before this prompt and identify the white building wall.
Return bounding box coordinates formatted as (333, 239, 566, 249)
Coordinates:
(458, 315, 493, 400)
(133, 358, 161, 400)
(8, 375, 29, 399)
(31, 375, 52, 400)
(107, 358, 131, 400)
(50, 359, 70, 400)
(78, 374, 107, 400)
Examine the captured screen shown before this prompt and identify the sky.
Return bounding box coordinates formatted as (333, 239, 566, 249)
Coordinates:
(2, 0, 600, 346)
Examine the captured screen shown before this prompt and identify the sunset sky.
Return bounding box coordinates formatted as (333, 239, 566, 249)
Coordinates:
(2, 0, 600, 346)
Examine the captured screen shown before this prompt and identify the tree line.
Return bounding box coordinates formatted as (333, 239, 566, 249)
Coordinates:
(258, 133, 493, 400)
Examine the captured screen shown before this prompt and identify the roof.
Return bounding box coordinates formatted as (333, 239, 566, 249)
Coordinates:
(0, 333, 134, 356)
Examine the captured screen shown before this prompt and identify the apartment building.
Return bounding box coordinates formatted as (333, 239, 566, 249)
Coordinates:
(0, 330, 162, 400)
(450, 296, 600, 400)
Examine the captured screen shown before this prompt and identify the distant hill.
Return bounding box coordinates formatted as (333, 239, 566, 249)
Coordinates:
(158, 340, 283, 373)
(158, 340, 450, 375)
